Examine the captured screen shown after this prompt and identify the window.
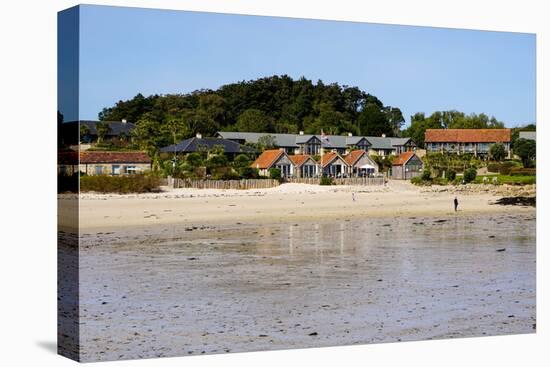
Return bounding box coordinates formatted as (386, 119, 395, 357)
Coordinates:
(112, 165, 121, 175)
(126, 165, 138, 174)
(95, 166, 103, 175)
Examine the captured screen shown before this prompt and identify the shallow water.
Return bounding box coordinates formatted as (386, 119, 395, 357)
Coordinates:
(72, 213, 535, 361)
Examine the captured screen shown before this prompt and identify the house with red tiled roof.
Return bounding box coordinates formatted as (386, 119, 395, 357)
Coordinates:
(425, 129, 511, 157)
(251, 149, 294, 177)
(343, 150, 379, 177)
(288, 154, 319, 178)
(320, 151, 349, 177)
(78, 151, 152, 176)
(391, 151, 424, 180)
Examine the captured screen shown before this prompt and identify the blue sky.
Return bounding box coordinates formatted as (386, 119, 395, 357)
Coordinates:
(60, 5, 536, 127)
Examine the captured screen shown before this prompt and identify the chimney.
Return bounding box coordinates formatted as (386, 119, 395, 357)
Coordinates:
(299, 131, 304, 135)
(381, 133, 386, 138)
(196, 133, 202, 139)
(121, 119, 127, 124)
(348, 132, 353, 137)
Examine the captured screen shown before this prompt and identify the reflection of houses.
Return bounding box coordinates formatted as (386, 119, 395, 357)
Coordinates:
(251, 149, 294, 177)
(425, 129, 511, 157)
(343, 150, 379, 177)
(217, 131, 415, 156)
(288, 154, 319, 178)
(321, 151, 349, 177)
(79, 151, 152, 176)
(159, 134, 255, 159)
(391, 152, 424, 180)
(60, 120, 136, 145)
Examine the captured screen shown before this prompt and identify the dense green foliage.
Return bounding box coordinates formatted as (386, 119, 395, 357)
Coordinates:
(475, 175, 535, 185)
(489, 143, 506, 161)
(269, 167, 282, 180)
(463, 168, 477, 183)
(80, 174, 161, 193)
(514, 138, 536, 168)
(98, 75, 405, 153)
(319, 176, 334, 185)
(401, 110, 505, 148)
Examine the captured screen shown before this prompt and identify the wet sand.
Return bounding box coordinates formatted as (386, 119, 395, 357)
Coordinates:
(71, 212, 536, 361)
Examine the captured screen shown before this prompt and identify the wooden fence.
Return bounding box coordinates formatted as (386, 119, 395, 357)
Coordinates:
(170, 178, 280, 190)
(167, 176, 385, 190)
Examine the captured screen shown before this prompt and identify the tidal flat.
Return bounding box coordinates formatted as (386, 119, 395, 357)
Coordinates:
(69, 212, 535, 361)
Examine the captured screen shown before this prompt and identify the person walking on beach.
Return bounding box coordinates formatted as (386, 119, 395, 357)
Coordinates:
(454, 196, 459, 212)
(352, 192, 356, 202)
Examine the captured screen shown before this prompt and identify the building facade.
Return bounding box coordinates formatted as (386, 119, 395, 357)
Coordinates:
(424, 129, 511, 157)
(79, 151, 152, 176)
(391, 152, 424, 180)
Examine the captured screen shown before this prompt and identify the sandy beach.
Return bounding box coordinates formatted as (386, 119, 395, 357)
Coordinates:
(67, 181, 536, 232)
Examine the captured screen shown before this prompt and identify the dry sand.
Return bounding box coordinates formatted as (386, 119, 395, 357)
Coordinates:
(69, 181, 535, 232)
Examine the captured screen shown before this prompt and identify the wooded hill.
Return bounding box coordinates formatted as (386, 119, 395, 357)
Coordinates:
(97, 74, 522, 151)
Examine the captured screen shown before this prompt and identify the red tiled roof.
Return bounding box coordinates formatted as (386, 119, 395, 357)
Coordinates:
(343, 150, 367, 166)
(58, 150, 78, 164)
(321, 151, 347, 167)
(288, 154, 313, 167)
(425, 129, 511, 143)
(250, 149, 285, 169)
(80, 151, 151, 164)
(392, 151, 416, 166)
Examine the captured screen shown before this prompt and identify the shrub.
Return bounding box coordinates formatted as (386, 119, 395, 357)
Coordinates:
(268, 167, 282, 180)
(421, 168, 431, 181)
(509, 168, 536, 176)
(80, 174, 161, 193)
(463, 168, 477, 183)
(239, 167, 260, 179)
(320, 176, 334, 186)
(446, 169, 456, 181)
(432, 177, 448, 186)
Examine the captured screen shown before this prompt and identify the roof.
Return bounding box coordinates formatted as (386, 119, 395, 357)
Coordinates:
(321, 151, 347, 167)
(288, 154, 315, 167)
(392, 151, 417, 166)
(425, 129, 511, 143)
(343, 150, 367, 166)
(250, 149, 286, 169)
(218, 131, 412, 150)
(159, 137, 255, 154)
(519, 131, 536, 141)
(218, 132, 299, 148)
(80, 151, 151, 164)
(65, 120, 137, 136)
(58, 150, 78, 165)
(365, 136, 412, 150)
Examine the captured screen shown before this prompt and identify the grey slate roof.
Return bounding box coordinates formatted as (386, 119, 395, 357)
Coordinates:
(76, 120, 136, 136)
(519, 131, 536, 141)
(218, 131, 413, 150)
(159, 137, 256, 154)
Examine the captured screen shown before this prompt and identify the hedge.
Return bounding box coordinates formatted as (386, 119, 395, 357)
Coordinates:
(80, 174, 162, 193)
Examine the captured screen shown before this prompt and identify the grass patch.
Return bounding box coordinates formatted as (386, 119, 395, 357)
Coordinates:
(80, 174, 162, 193)
(474, 175, 536, 185)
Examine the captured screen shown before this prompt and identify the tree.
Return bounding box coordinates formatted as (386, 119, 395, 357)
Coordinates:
(235, 109, 272, 132)
(358, 103, 393, 136)
(384, 106, 405, 136)
(489, 143, 506, 161)
(95, 121, 112, 143)
(514, 138, 536, 168)
(79, 124, 90, 143)
(463, 168, 477, 183)
(256, 135, 277, 151)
